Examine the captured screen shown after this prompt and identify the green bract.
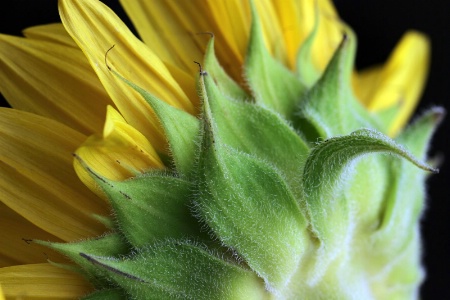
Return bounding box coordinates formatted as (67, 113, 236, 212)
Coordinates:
(43, 7, 442, 300)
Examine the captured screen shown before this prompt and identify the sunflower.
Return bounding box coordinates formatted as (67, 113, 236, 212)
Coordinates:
(0, 0, 439, 299)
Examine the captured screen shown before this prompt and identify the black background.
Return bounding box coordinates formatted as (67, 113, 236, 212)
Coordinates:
(0, 1, 448, 298)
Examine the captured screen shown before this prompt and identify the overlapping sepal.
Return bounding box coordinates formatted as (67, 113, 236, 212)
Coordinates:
(43, 3, 442, 298)
(79, 241, 266, 300)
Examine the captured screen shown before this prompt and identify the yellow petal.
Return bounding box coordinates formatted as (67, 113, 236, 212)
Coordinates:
(271, 0, 306, 69)
(0, 33, 113, 135)
(254, 0, 288, 64)
(0, 203, 68, 268)
(120, 0, 250, 84)
(0, 263, 92, 299)
(59, 0, 197, 152)
(353, 31, 430, 136)
(0, 108, 108, 241)
(352, 65, 382, 106)
(23, 23, 77, 48)
(271, 0, 343, 70)
(311, 0, 345, 71)
(202, 0, 251, 79)
(119, 0, 207, 72)
(74, 106, 164, 197)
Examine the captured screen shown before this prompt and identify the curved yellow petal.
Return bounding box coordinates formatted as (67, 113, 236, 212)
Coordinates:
(0, 108, 108, 241)
(119, 0, 206, 72)
(121, 0, 342, 82)
(120, 0, 250, 84)
(23, 23, 77, 48)
(271, 0, 307, 69)
(0, 33, 113, 135)
(354, 31, 430, 136)
(271, 0, 343, 70)
(254, 0, 288, 64)
(0, 203, 68, 268)
(312, 0, 344, 71)
(59, 0, 197, 152)
(202, 0, 251, 79)
(74, 106, 164, 197)
(0, 263, 92, 299)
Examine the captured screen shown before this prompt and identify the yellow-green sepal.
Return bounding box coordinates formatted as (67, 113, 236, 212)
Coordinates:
(369, 227, 425, 299)
(244, 1, 306, 120)
(91, 214, 114, 230)
(80, 241, 267, 300)
(84, 168, 201, 248)
(37, 233, 129, 288)
(201, 74, 310, 198)
(370, 108, 444, 260)
(109, 71, 200, 176)
(373, 101, 402, 134)
(396, 106, 445, 159)
(296, 32, 380, 141)
(195, 74, 308, 293)
(204, 37, 249, 101)
(301, 128, 436, 283)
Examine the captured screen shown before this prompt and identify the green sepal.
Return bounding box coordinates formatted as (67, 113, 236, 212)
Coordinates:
(196, 78, 308, 292)
(109, 69, 200, 176)
(36, 233, 129, 288)
(371, 227, 425, 299)
(374, 101, 402, 133)
(80, 241, 267, 300)
(91, 214, 114, 230)
(369, 157, 426, 270)
(301, 128, 436, 282)
(204, 37, 249, 101)
(202, 74, 310, 198)
(295, 32, 379, 140)
(45, 259, 86, 280)
(244, 1, 306, 120)
(296, 3, 321, 87)
(81, 289, 127, 300)
(370, 109, 444, 258)
(396, 106, 445, 159)
(84, 167, 201, 248)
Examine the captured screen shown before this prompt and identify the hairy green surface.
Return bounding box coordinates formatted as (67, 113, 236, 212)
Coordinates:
(42, 5, 442, 299)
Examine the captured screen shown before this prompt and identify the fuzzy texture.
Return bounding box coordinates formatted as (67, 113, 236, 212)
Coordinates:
(0, 0, 439, 299)
(62, 36, 439, 298)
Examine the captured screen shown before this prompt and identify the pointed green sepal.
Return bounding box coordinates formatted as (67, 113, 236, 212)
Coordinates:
(370, 109, 444, 258)
(396, 106, 445, 159)
(80, 241, 267, 300)
(109, 69, 200, 176)
(244, 2, 306, 120)
(202, 74, 310, 197)
(81, 289, 127, 300)
(369, 227, 425, 299)
(196, 76, 308, 292)
(296, 32, 379, 140)
(37, 233, 129, 288)
(85, 168, 201, 248)
(374, 101, 402, 134)
(91, 214, 114, 230)
(371, 158, 427, 264)
(296, 3, 321, 87)
(204, 37, 249, 101)
(301, 128, 436, 283)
